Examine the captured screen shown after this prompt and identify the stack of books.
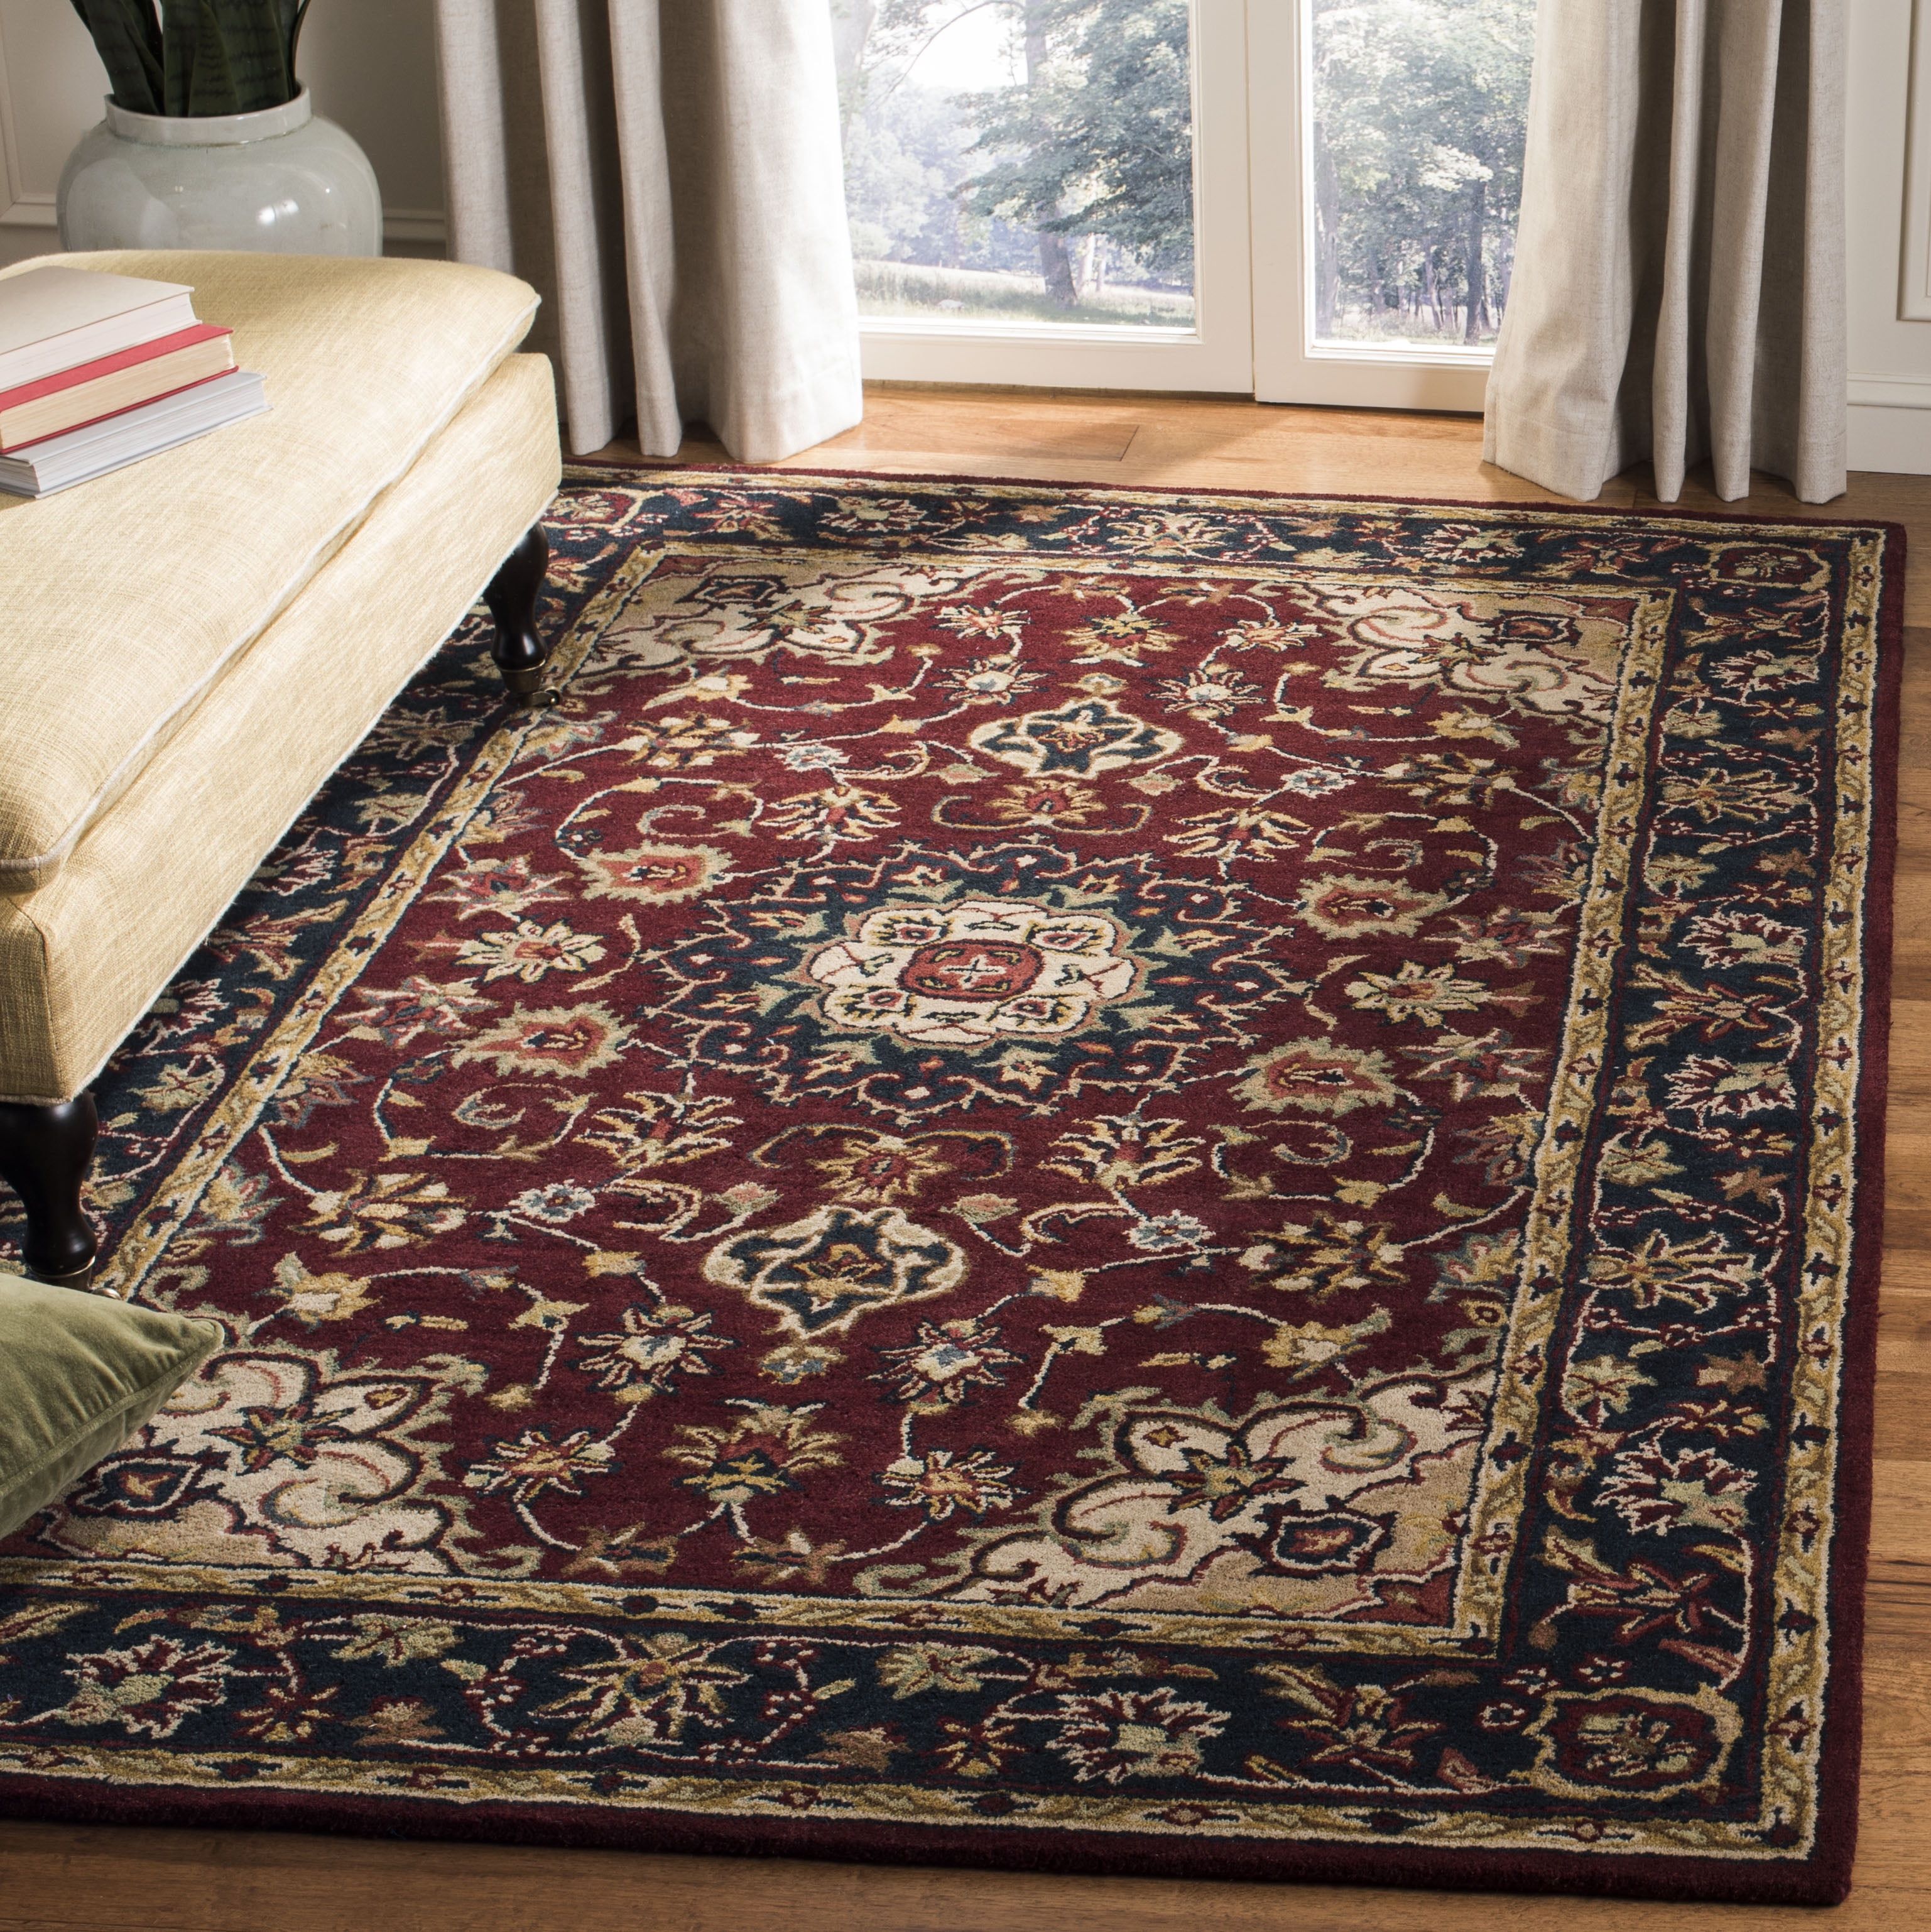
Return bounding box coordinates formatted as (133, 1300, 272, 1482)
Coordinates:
(0, 266, 267, 499)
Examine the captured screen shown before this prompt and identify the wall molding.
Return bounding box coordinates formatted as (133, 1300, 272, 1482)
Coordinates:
(1850, 369, 1931, 408)
(381, 208, 447, 247)
(1907, 0, 1931, 318)
(0, 8, 34, 234)
(0, 193, 50, 229)
(0, 189, 442, 249)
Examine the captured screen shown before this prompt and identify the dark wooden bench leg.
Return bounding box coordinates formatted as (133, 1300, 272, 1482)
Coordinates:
(0, 1094, 99, 1291)
(484, 523, 553, 709)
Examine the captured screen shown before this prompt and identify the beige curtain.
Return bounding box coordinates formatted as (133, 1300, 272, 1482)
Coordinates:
(432, 0, 863, 462)
(1484, 0, 1846, 504)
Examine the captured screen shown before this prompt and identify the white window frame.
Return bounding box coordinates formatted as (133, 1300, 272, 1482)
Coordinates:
(851, 0, 1503, 412)
(855, 0, 1254, 394)
(1246, 0, 1492, 411)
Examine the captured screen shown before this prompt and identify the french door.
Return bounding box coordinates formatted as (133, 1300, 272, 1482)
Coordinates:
(832, 0, 1530, 410)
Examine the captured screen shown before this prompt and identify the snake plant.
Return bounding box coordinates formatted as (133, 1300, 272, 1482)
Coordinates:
(69, 2, 312, 118)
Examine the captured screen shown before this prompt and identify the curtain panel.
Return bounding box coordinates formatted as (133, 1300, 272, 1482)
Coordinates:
(1484, 0, 1846, 504)
(432, 0, 863, 462)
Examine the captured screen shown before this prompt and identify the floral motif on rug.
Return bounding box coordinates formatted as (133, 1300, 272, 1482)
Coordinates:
(0, 472, 1898, 1903)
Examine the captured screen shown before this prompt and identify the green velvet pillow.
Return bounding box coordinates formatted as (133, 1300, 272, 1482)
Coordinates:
(0, 1272, 220, 1539)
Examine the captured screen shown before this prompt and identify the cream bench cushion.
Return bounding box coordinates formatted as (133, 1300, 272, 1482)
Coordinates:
(0, 253, 562, 1113)
(0, 251, 541, 895)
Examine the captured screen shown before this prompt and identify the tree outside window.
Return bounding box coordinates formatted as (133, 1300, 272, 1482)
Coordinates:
(830, 0, 1534, 357)
(1310, 0, 1533, 349)
(832, 0, 1198, 330)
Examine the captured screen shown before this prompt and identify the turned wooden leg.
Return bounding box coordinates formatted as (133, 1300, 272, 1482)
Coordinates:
(484, 523, 553, 709)
(0, 1094, 99, 1291)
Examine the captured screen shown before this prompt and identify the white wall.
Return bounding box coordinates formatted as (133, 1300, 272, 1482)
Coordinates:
(5, 2, 1931, 474)
(1849, 0, 1931, 472)
(0, 0, 445, 265)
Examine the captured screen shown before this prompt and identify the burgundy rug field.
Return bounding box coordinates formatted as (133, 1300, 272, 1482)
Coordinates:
(0, 471, 1900, 1902)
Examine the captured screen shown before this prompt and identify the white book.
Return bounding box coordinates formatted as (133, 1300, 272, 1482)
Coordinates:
(0, 266, 199, 391)
(0, 368, 268, 498)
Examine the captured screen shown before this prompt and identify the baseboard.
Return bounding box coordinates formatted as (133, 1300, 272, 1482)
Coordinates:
(1848, 371, 1931, 472)
(1849, 401, 1931, 472)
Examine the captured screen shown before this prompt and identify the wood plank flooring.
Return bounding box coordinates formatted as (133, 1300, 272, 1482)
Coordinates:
(3, 388, 1925, 1930)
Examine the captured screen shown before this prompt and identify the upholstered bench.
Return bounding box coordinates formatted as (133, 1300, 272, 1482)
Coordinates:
(0, 250, 562, 1289)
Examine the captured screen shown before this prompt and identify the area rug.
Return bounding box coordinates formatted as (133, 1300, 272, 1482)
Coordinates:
(0, 470, 1900, 1904)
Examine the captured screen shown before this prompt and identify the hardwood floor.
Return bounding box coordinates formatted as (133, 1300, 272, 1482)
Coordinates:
(3, 388, 1927, 1930)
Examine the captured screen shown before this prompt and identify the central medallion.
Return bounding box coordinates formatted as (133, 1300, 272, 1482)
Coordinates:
(808, 898, 1138, 1047)
(900, 939, 1042, 1001)
(648, 842, 1306, 1120)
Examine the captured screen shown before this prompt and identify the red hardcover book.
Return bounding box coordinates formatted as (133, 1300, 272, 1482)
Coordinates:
(0, 323, 235, 452)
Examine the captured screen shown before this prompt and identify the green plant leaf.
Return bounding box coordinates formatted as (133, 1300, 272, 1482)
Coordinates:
(79, 0, 307, 119)
(163, 0, 295, 117)
(71, 0, 166, 116)
(160, 1, 196, 115)
(207, 0, 296, 110)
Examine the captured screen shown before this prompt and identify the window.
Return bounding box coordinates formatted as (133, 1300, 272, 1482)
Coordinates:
(1251, 0, 1534, 409)
(831, 0, 1251, 391)
(839, 0, 1198, 332)
(831, 0, 1535, 408)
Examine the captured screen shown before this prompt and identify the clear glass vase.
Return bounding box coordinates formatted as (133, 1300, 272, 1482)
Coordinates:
(56, 88, 381, 257)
